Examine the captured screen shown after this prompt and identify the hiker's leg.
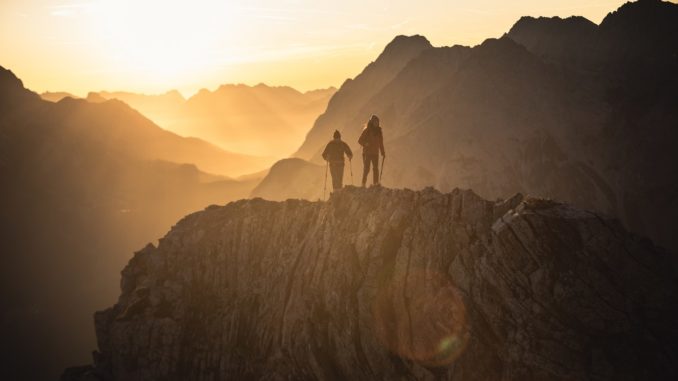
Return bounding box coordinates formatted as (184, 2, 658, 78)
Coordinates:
(362, 154, 370, 186)
(329, 163, 337, 189)
(330, 163, 343, 189)
(338, 163, 344, 188)
(372, 155, 379, 185)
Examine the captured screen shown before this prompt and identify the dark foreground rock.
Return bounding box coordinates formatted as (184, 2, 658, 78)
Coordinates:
(65, 187, 678, 380)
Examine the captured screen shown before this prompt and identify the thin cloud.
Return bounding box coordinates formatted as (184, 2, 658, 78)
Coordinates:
(212, 42, 373, 66)
(344, 19, 410, 31)
(236, 5, 351, 16)
(456, 7, 494, 15)
(47, 2, 95, 17)
(254, 14, 297, 21)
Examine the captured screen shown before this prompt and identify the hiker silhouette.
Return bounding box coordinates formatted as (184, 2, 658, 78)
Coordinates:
(322, 130, 353, 190)
(358, 115, 385, 186)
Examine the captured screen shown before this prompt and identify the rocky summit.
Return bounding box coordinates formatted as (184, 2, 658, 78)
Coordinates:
(66, 187, 678, 380)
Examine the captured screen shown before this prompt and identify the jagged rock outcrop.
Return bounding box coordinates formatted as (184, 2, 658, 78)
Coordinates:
(68, 187, 678, 380)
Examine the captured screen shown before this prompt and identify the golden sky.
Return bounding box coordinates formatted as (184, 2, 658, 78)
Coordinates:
(0, 0, 645, 96)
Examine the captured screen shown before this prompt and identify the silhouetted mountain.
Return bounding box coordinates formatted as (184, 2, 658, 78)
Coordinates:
(251, 158, 325, 200)
(41, 91, 79, 102)
(53, 96, 270, 177)
(99, 90, 184, 106)
(506, 16, 596, 67)
(508, 0, 678, 72)
(0, 66, 41, 109)
(90, 84, 336, 158)
(0, 66, 267, 380)
(84, 90, 184, 127)
(282, 1, 678, 253)
(294, 35, 432, 159)
(64, 187, 678, 380)
(85, 91, 107, 103)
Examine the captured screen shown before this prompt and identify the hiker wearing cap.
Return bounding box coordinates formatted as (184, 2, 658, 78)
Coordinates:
(358, 115, 385, 186)
(322, 130, 353, 190)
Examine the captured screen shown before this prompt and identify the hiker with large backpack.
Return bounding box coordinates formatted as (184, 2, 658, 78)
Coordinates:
(322, 130, 353, 190)
(358, 115, 385, 187)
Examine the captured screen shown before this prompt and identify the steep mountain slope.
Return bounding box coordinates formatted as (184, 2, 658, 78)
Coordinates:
(294, 35, 432, 159)
(65, 187, 678, 380)
(90, 84, 336, 157)
(278, 1, 678, 253)
(53, 96, 271, 177)
(84, 90, 185, 127)
(0, 66, 265, 380)
(250, 158, 326, 201)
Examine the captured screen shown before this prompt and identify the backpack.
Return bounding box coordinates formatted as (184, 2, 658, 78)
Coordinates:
(359, 126, 380, 148)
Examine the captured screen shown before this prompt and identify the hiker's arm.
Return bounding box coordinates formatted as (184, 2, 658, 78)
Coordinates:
(379, 134, 385, 156)
(321, 144, 329, 160)
(345, 143, 353, 159)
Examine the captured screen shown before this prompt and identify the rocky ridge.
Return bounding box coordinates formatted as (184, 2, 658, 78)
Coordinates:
(67, 187, 678, 380)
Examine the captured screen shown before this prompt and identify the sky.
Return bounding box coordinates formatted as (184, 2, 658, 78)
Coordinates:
(0, 0, 649, 97)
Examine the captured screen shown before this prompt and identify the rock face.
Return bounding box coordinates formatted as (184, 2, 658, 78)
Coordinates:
(73, 187, 678, 380)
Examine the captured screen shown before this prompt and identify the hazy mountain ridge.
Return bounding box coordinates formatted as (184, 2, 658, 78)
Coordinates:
(49, 96, 270, 177)
(65, 187, 678, 380)
(268, 0, 678, 253)
(41, 91, 79, 102)
(0, 65, 267, 380)
(83, 83, 336, 157)
(250, 158, 325, 200)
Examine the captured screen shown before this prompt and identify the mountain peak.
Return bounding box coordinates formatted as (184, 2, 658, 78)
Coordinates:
(0, 65, 40, 106)
(508, 15, 596, 36)
(600, 0, 678, 30)
(0, 66, 24, 91)
(379, 34, 432, 59)
(86, 92, 108, 103)
(506, 14, 597, 64)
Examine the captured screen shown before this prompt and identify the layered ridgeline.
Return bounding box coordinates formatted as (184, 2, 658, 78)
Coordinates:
(55, 84, 337, 158)
(0, 66, 269, 380)
(271, 0, 678, 253)
(65, 187, 678, 380)
(33, 90, 271, 177)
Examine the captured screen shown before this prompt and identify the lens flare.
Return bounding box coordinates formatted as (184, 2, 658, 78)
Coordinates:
(372, 270, 469, 367)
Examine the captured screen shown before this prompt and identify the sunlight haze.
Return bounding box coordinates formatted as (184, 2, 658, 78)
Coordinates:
(1, 0, 644, 95)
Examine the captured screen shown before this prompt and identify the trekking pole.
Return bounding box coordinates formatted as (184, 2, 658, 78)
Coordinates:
(323, 160, 328, 200)
(379, 155, 385, 185)
(349, 158, 354, 186)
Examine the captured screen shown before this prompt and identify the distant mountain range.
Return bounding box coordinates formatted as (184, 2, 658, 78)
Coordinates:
(36, 92, 272, 177)
(0, 66, 269, 379)
(43, 84, 336, 158)
(259, 0, 678, 255)
(41, 91, 78, 102)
